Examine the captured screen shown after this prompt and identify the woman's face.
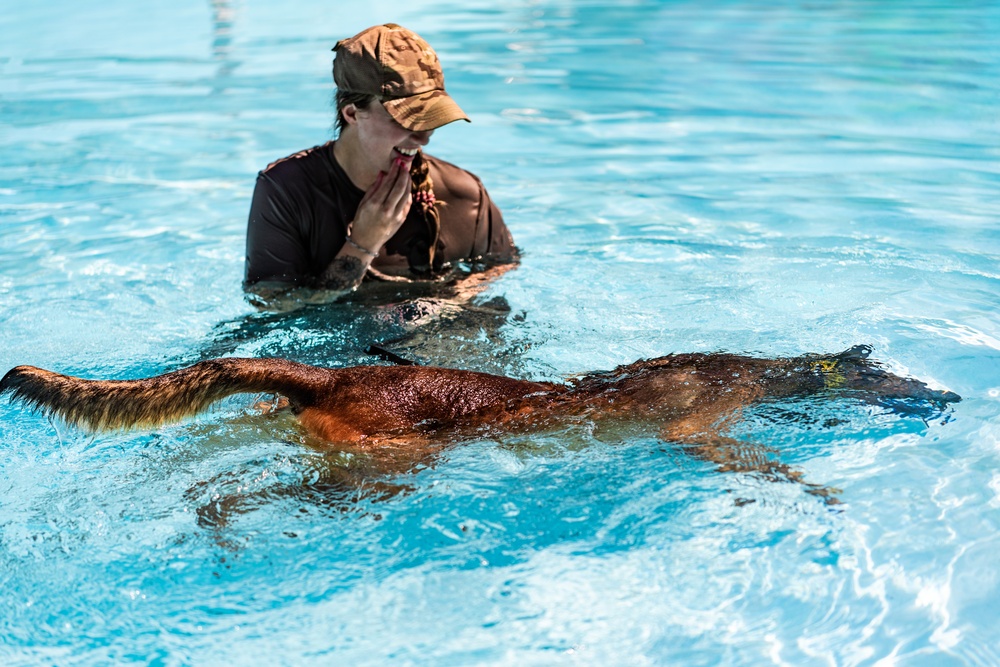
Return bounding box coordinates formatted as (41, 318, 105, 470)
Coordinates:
(350, 101, 434, 173)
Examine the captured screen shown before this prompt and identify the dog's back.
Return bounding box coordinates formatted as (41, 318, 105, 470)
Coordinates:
(1, 347, 959, 445)
(0, 358, 561, 443)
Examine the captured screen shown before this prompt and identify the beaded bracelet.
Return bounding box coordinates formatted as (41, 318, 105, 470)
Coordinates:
(344, 234, 379, 259)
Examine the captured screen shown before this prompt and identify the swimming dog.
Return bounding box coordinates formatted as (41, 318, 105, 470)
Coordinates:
(1, 345, 958, 441)
(1, 345, 957, 468)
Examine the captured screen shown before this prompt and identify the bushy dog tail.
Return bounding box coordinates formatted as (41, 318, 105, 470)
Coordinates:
(0, 358, 329, 432)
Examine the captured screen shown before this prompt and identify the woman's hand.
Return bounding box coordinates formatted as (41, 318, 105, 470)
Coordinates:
(348, 158, 412, 254)
(316, 158, 411, 292)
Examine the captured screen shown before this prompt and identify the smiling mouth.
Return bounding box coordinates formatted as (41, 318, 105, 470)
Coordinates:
(394, 147, 419, 158)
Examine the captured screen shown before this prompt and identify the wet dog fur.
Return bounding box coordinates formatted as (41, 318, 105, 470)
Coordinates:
(1, 345, 959, 505)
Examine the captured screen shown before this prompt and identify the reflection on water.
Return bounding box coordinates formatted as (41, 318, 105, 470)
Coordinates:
(190, 263, 529, 377)
(0, 0, 998, 664)
(210, 0, 238, 89)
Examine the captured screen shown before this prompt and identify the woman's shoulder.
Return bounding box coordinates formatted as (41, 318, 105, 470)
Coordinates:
(422, 153, 486, 202)
(260, 142, 337, 183)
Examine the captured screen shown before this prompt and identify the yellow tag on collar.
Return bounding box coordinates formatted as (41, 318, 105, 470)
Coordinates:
(811, 359, 847, 389)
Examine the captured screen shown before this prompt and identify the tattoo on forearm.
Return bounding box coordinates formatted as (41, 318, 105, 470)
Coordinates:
(317, 255, 366, 291)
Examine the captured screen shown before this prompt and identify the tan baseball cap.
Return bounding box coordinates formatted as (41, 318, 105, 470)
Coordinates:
(333, 24, 470, 132)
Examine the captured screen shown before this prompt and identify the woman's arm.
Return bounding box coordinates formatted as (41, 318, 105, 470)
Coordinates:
(245, 160, 413, 312)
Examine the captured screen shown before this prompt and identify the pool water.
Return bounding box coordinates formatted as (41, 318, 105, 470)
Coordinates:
(2, 1, 999, 664)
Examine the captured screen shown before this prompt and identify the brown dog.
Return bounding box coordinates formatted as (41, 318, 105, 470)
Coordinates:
(0, 345, 958, 442)
(1, 345, 961, 510)
(1, 344, 958, 460)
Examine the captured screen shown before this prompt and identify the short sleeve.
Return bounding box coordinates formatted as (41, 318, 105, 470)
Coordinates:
(483, 185, 517, 258)
(473, 179, 517, 260)
(244, 172, 310, 286)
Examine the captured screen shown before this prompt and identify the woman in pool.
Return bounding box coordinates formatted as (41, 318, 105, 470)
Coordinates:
(243, 24, 517, 309)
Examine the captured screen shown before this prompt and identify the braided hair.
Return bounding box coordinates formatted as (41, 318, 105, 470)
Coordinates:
(335, 90, 442, 273)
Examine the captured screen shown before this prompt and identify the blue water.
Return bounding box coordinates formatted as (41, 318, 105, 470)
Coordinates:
(2, 1, 999, 664)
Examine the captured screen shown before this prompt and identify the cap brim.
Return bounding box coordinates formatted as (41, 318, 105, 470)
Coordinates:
(382, 90, 470, 132)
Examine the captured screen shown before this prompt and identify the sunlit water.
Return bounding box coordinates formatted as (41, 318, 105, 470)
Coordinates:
(2, 1, 999, 665)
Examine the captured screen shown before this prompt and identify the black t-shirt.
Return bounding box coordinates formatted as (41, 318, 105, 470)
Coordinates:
(244, 142, 516, 286)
